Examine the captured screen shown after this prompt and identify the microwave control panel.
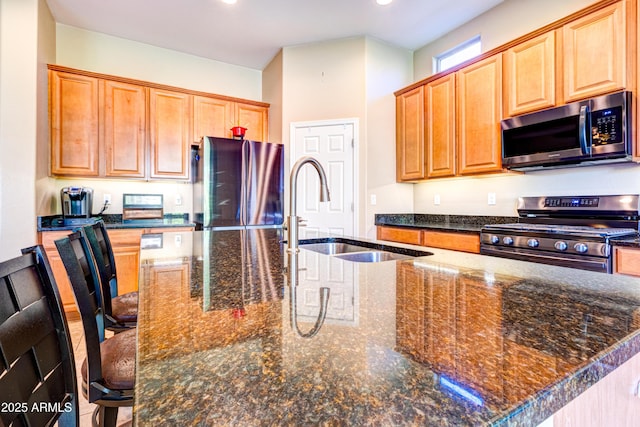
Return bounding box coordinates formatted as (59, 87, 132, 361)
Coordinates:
(592, 106, 622, 145)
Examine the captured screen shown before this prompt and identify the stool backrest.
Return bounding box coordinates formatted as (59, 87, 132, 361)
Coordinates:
(83, 220, 118, 300)
(0, 246, 78, 426)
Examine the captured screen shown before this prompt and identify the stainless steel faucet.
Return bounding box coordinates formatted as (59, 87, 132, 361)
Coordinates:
(287, 156, 330, 252)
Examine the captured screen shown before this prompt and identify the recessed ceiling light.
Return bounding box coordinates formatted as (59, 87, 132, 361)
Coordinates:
(377, 0, 393, 5)
(222, 0, 237, 4)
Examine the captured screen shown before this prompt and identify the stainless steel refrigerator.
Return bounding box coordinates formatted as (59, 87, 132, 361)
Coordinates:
(192, 137, 284, 229)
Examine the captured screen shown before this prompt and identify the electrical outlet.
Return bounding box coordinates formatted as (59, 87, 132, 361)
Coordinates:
(488, 192, 497, 205)
(103, 194, 112, 204)
(174, 234, 182, 246)
(370, 194, 377, 205)
(175, 194, 182, 206)
(434, 194, 441, 205)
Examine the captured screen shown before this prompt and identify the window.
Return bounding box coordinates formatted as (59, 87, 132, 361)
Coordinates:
(434, 36, 482, 73)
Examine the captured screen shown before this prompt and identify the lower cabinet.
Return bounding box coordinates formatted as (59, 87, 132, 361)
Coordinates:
(552, 350, 640, 426)
(376, 225, 480, 254)
(614, 247, 640, 277)
(39, 226, 193, 314)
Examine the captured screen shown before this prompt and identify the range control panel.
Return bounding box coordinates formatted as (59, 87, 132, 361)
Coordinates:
(544, 197, 600, 208)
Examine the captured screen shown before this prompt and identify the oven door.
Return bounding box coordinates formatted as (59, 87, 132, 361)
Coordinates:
(480, 243, 611, 273)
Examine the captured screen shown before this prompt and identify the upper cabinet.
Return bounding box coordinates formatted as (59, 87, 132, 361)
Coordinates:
(503, 31, 557, 117)
(235, 102, 269, 142)
(50, 71, 100, 177)
(193, 98, 268, 142)
(149, 88, 192, 180)
(49, 65, 269, 180)
(457, 55, 503, 175)
(396, 86, 426, 181)
(193, 96, 233, 141)
(395, 0, 635, 182)
(426, 74, 456, 178)
(102, 80, 147, 178)
(562, 1, 626, 102)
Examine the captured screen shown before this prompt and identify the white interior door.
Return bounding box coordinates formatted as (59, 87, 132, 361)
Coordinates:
(291, 121, 356, 237)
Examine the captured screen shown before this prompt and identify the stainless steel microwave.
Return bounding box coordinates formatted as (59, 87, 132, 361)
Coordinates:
(501, 91, 632, 170)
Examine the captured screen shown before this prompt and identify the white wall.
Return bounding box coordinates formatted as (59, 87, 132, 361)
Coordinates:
(0, 0, 54, 262)
(278, 37, 414, 237)
(410, 0, 639, 217)
(364, 38, 414, 237)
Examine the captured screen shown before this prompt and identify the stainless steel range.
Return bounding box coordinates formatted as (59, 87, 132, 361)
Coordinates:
(480, 195, 640, 273)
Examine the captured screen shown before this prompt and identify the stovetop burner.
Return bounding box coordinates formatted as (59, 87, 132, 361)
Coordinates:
(483, 223, 637, 239)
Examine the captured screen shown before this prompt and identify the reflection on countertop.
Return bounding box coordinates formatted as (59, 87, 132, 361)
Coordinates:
(135, 228, 640, 426)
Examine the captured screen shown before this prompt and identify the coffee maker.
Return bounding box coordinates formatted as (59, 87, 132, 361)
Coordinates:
(61, 187, 93, 222)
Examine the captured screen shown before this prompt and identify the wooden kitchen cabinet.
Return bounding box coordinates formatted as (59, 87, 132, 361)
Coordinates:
(49, 71, 100, 177)
(422, 230, 480, 253)
(456, 54, 503, 175)
(562, 1, 627, 103)
(376, 226, 480, 254)
(193, 96, 234, 141)
(149, 88, 193, 180)
(102, 79, 147, 178)
(49, 65, 269, 180)
(396, 85, 426, 181)
(614, 246, 640, 277)
(376, 226, 422, 246)
(193, 96, 269, 143)
(235, 102, 269, 142)
(503, 31, 557, 117)
(426, 74, 456, 178)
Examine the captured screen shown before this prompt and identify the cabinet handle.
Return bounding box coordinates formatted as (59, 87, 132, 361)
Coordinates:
(635, 379, 640, 398)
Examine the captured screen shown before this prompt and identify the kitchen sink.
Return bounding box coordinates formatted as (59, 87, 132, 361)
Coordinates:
(333, 251, 411, 263)
(298, 242, 373, 255)
(298, 239, 431, 263)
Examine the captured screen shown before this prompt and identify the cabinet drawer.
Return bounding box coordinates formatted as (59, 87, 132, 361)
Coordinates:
(377, 226, 422, 245)
(422, 231, 480, 254)
(39, 230, 73, 249)
(106, 228, 144, 246)
(614, 247, 640, 277)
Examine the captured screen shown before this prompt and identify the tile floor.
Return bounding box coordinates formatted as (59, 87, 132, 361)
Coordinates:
(67, 318, 133, 427)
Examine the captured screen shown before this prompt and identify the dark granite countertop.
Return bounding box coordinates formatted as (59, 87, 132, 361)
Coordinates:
(135, 228, 640, 426)
(37, 214, 195, 231)
(375, 214, 519, 233)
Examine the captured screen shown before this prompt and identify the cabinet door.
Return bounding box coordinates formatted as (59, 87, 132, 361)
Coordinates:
(563, 2, 625, 102)
(149, 88, 192, 179)
(49, 71, 99, 176)
(193, 96, 234, 141)
(112, 246, 141, 295)
(396, 86, 426, 181)
(457, 55, 503, 175)
(426, 74, 456, 178)
(503, 31, 556, 116)
(102, 80, 147, 178)
(235, 102, 268, 141)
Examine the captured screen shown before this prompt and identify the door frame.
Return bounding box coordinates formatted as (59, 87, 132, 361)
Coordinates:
(289, 118, 359, 237)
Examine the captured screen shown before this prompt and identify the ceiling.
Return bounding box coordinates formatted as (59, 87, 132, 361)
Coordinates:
(45, 0, 504, 70)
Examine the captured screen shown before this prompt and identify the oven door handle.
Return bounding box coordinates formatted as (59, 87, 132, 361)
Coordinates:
(579, 105, 591, 155)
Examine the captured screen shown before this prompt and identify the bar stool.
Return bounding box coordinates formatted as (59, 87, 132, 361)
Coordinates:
(82, 220, 137, 332)
(0, 245, 78, 426)
(55, 232, 135, 427)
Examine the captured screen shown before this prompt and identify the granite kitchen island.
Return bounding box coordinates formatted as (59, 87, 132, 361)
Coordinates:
(134, 228, 640, 426)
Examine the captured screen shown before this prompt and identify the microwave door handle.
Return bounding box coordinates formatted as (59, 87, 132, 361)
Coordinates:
(579, 105, 591, 155)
